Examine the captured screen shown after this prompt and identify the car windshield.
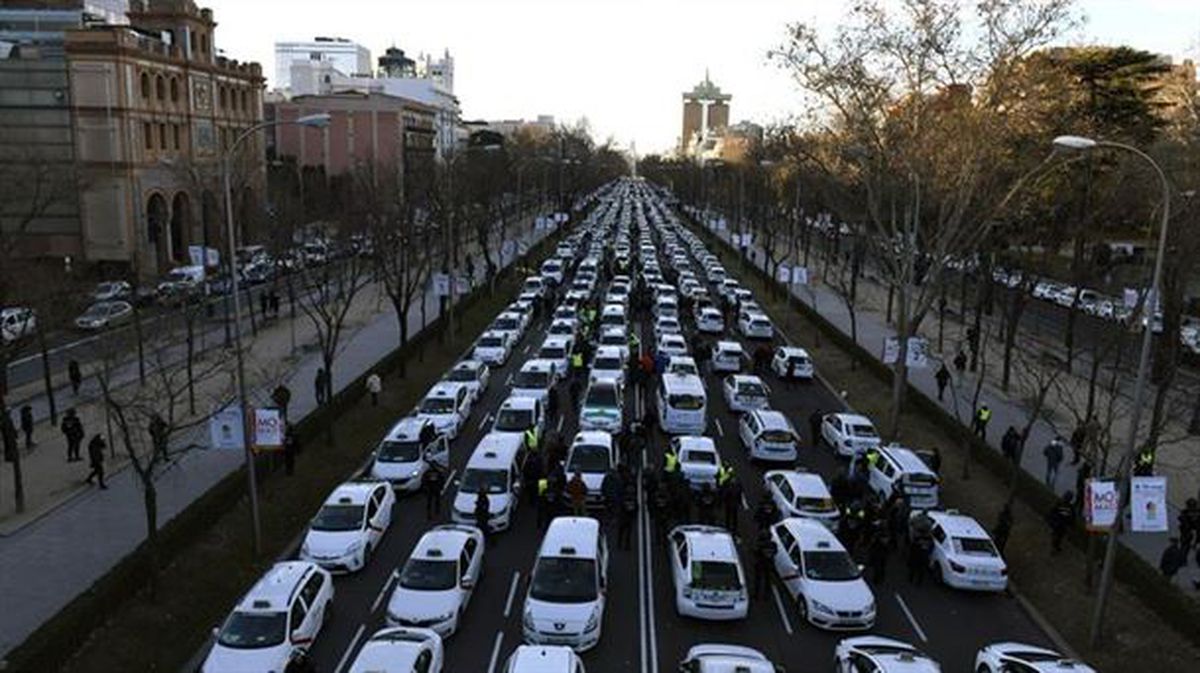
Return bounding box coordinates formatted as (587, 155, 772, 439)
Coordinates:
(494, 408, 532, 431)
(494, 318, 519, 330)
(850, 424, 878, 438)
(217, 611, 287, 649)
(540, 346, 566, 360)
(81, 304, 111, 319)
(736, 382, 767, 397)
(594, 356, 622, 371)
(668, 394, 704, 410)
(530, 557, 597, 603)
(568, 445, 610, 473)
(690, 561, 742, 591)
(310, 504, 364, 532)
(398, 558, 458, 591)
(420, 396, 456, 414)
(682, 450, 716, 465)
(478, 337, 503, 348)
(514, 370, 551, 388)
(460, 468, 507, 494)
(669, 363, 698, 376)
(377, 440, 422, 463)
(953, 537, 999, 556)
(550, 324, 572, 335)
(797, 496, 836, 512)
(585, 385, 618, 408)
(803, 550, 860, 581)
(601, 334, 624, 346)
(447, 368, 477, 383)
(761, 430, 794, 444)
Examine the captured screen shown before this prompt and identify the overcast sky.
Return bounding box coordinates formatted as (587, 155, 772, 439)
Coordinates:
(203, 0, 1200, 155)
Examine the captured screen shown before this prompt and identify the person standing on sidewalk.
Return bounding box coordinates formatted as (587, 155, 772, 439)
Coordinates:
(85, 434, 107, 489)
(1179, 498, 1200, 553)
(61, 409, 85, 462)
(314, 368, 328, 405)
(272, 383, 292, 423)
(1001, 426, 1020, 463)
(1069, 424, 1086, 465)
(935, 363, 951, 402)
(953, 349, 967, 375)
(1047, 492, 1075, 554)
(366, 372, 382, 407)
(974, 405, 992, 439)
(1043, 436, 1065, 488)
(68, 359, 83, 396)
(19, 404, 35, 449)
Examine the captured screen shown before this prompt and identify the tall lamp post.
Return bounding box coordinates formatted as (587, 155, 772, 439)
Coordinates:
(223, 112, 331, 555)
(1053, 135, 1171, 648)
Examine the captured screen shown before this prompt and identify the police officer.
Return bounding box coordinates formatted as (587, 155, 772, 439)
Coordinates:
(753, 529, 778, 598)
(617, 481, 637, 550)
(663, 444, 680, 475)
(696, 482, 717, 525)
(721, 475, 742, 535)
(524, 425, 539, 455)
(1134, 445, 1155, 476)
(753, 493, 780, 531)
(974, 404, 992, 438)
(536, 475, 554, 530)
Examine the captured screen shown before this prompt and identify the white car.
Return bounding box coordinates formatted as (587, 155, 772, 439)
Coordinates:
(599, 303, 627, 330)
(738, 410, 799, 463)
(770, 346, 814, 380)
(849, 445, 940, 509)
(677, 645, 780, 673)
(503, 645, 587, 673)
(597, 326, 630, 360)
(522, 275, 547, 298)
(580, 377, 624, 435)
(565, 431, 617, 507)
(722, 374, 770, 413)
(537, 337, 574, 379)
(590, 346, 626, 386)
(492, 395, 546, 442)
(416, 382, 473, 439)
(548, 317, 578, 340)
(443, 359, 490, 403)
(820, 413, 881, 457)
(672, 436, 720, 490)
(347, 627, 444, 673)
(387, 524, 485, 637)
(711, 341, 745, 373)
(654, 315, 683, 340)
(667, 525, 748, 620)
(474, 330, 513, 366)
(835, 636, 941, 673)
(666, 356, 700, 378)
(694, 306, 725, 334)
(511, 360, 558, 404)
(771, 518, 875, 630)
(738, 311, 774, 340)
(975, 642, 1096, 673)
(541, 260, 565, 286)
(452, 433, 525, 531)
(523, 517, 608, 651)
(657, 332, 689, 358)
(914, 510, 1007, 591)
(370, 417, 450, 492)
(764, 470, 838, 528)
(202, 562, 334, 673)
(492, 311, 527, 341)
(0, 307, 37, 344)
(300, 481, 395, 573)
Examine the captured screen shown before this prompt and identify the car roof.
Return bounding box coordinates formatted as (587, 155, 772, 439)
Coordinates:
(413, 524, 476, 558)
(729, 374, 763, 385)
(500, 396, 538, 411)
(237, 561, 315, 612)
(676, 436, 717, 453)
(661, 372, 705, 393)
(384, 416, 433, 442)
(509, 645, 577, 670)
(573, 430, 614, 448)
(453, 359, 483, 371)
(541, 336, 570, 348)
(881, 445, 937, 474)
(830, 412, 873, 426)
(676, 525, 738, 560)
(480, 330, 508, 340)
(927, 510, 988, 537)
(660, 333, 685, 344)
(520, 359, 557, 373)
(751, 410, 791, 429)
(714, 340, 744, 351)
(323, 481, 381, 507)
(594, 346, 624, 359)
(426, 381, 465, 398)
(769, 470, 830, 497)
(470, 433, 525, 464)
(541, 517, 600, 558)
(778, 346, 810, 357)
(781, 517, 844, 550)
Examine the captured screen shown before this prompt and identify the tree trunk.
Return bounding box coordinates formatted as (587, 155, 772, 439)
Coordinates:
(186, 311, 196, 415)
(133, 297, 146, 383)
(36, 321, 57, 426)
(887, 288, 912, 440)
(142, 480, 160, 600)
(2, 390, 26, 513)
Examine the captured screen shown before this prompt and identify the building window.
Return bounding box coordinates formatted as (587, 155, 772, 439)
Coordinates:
(170, 78, 179, 102)
(141, 73, 150, 99)
(173, 124, 181, 150)
(219, 86, 227, 109)
(159, 124, 167, 150)
(199, 33, 208, 54)
(156, 76, 165, 100)
(240, 89, 248, 112)
(144, 122, 153, 150)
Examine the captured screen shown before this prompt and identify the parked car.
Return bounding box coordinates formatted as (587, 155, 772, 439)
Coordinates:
(667, 525, 748, 620)
(75, 300, 134, 331)
(1, 307, 37, 344)
(386, 524, 484, 637)
(834, 636, 941, 673)
(300, 480, 395, 573)
(347, 627, 444, 673)
(974, 642, 1095, 673)
(770, 517, 874, 631)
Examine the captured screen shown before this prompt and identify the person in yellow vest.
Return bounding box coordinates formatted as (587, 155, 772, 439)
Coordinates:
(664, 447, 680, 474)
(974, 405, 992, 439)
(536, 477, 552, 529)
(865, 447, 881, 469)
(717, 462, 735, 488)
(524, 426, 539, 454)
(1134, 445, 1155, 477)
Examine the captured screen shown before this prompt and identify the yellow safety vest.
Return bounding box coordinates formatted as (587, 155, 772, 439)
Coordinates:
(866, 450, 880, 467)
(717, 465, 734, 486)
(978, 408, 992, 422)
(1136, 450, 1154, 466)
(525, 428, 539, 451)
(664, 452, 679, 473)
(571, 353, 584, 369)
(537, 478, 549, 496)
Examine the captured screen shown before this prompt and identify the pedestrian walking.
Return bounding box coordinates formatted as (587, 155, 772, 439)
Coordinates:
(19, 404, 34, 449)
(935, 363, 951, 402)
(722, 477, 742, 535)
(1043, 436, 1065, 488)
(809, 410, 823, 448)
(283, 427, 298, 476)
(423, 462, 445, 519)
(953, 349, 967, 374)
(567, 471, 587, 516)
(907, 532, 932, 586)
(1069, 424, 1086, 465)
(1048, 492, 1075, 554)
(1160, 538, 1186, 581)
(85, 434, 107, 489)
(68, 359, 83, 395)
(753, 529, 777, 599)
(272, 383, 292, 423)
(474, 491, 492, 543)
(1001, 426, 1021, 463)
(366, 372, 382, 407)
(314, 368, 328, 405)
(867, 527, 890, 585)
(1179, 498, 1200, 553)
(617, 485, 637, 550)
(974, 405, 992, 439)
(992, 504, 1013, 555)
(61, 408, 84, 462)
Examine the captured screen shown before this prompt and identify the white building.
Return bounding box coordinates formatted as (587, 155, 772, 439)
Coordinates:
(274, 36, 371, 91)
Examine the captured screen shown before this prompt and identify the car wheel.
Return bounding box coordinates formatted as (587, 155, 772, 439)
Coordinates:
(977, 667, 991, 673)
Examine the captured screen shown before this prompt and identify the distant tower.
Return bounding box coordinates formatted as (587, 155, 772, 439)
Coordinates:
(377, 46, 416, 78)
(680, 69, 731, 156)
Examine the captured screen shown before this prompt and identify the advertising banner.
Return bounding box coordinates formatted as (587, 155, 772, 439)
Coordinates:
(253, 408, 284, 451)
(1130, 476, 1168, 532)
(1084, 478, 1118, 531)
(209, 406, 244, 450)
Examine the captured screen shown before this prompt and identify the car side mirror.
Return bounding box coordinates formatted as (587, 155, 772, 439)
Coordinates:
(461, 576, 475, 589)
(211, 626, 220, 638)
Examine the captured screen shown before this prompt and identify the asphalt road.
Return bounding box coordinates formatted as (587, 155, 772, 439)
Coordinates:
(287, 199, 1056, 673)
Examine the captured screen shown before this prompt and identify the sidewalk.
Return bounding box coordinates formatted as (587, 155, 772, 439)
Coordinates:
(690, 207, 1200, 601)
(0, 219, 554, 661)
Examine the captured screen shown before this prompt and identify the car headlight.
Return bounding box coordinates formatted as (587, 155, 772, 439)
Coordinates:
(300, 542, 310, 557)
(810, 599, 835, 615)
(585, 608, 600, 631)
(435, 610, 456, 623)
(346, 540, 364, 555)
(865, 599, 876, 615)
(523, 610, 535, 630)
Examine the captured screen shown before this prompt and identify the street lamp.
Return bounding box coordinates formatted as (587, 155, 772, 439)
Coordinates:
(1053, 134, 1171, 647)
(223, 112, 330, 556)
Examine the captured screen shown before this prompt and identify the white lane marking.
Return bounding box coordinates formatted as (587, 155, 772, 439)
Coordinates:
(486, 631, 505, 673)
(506, 373, 514, 386)
(641, 470, 660, 673)
(895, 593, 929, 642)
(504, 571, 521, 618)
(714, 418, 724, 437)
(637, 465, 649, 673)
(741, 494, 750, 511)
(557, 413, 565, 433)
(478, 412, 494, 431)
(441, 469, 458, 495)
(370, 572, 397, 613)
(770, 584, 794, 635)
(334, 624, 366, 673)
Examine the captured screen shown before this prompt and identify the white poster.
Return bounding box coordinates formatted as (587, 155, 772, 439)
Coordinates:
(1123, 288, 1139, 309)
(432, 273, 450, 297)
(717, 219, 727, 231)
(253, 408, 284, 451)
(205, 247, 220, 267)
(776, 264, 791, 284)
(883, 337, 900, 364)
(1084, 478, 1119, 531)
(188, 245, 205, 268)
(791, 266, 809, 286)
(209, 406, 244, 450)
(882, 337, 928, 367)
(1130, 476, 1168, 532)
(455, 276, 470, 294)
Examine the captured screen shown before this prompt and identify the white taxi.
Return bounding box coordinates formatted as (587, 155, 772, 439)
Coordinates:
(835, 636, 941, 672)
(975, 642, 1096, 673)
(347, 627, 444, 673)
(694, 306, 725, 334)
(667, 525, 748, 620)
(737, 311, 774, 340)
(722, 374, 770, 413)
(710, 341, 745, 373)
(564, 431, 616, 507)
(678, 644, 781, 673)
(443, 359, 490, 403)
(771, 518, 875, 630)
(416, 382, 473, 439)
(511, 360, 558, 404)
(537, 337, 574, 379)
(672, 436, 721, 490)
(654, 315, 683, 340)
(820, 413, 881, 457)
(492, 311, 527, 342)
(914, 510, 1008, 592)
(590, 346, 626, 386)
(738, 410, 799, 463)
(503, 645, 587, 673)
(763, 470, 838, 528)
(473, 330, 513, 366)
(770, 346, 814, 380)
(370, 417, 449, 492)
(387, 524, 485, 637)
(523, 517, 608, 651)
(657, 332, 689, 358)
(300, 481, 395, 573)
(597, 325, 630, 360)
(579, 377, 624, 435)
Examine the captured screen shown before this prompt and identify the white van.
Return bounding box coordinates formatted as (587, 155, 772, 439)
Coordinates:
(452, 433, 526, 532)
(850, 445, 940, 509)
(657, 373, 707, 435)
(522, 517, 608, 652)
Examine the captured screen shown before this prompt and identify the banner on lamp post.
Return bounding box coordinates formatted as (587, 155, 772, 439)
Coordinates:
(209, 405, 244, 451)
(432, 273, 450, 297)
(882, 337, 928, 368)
(1130, 476, 1168, 532)
(253, 408, 284, 451)
(791, 266, 809, 286)
(776, 264, 791, 284)
(1084, 478, 1118, 531)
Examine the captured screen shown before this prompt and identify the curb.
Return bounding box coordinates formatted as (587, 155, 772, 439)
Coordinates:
(1010, 583, 1081, 660)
